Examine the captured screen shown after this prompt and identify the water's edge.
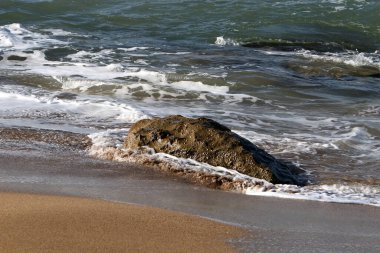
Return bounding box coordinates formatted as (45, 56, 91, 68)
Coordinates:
(0, 131, 379, 253)
(1, 126, 379, 207)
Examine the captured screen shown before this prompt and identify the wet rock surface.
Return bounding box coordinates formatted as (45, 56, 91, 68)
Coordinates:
(53, 92, 78, 100)
(0, 127, 92, 150)
(125, 115, 306, 185)
(7, 55, 27, 61)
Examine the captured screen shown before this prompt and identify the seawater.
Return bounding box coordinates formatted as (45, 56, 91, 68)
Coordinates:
(0, 0, 379, 206)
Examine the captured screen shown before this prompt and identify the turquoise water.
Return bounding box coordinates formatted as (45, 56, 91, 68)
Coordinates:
(0, 0, 379, 204)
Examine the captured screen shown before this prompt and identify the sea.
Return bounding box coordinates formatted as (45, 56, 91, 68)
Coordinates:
(0, 0, 379, 206)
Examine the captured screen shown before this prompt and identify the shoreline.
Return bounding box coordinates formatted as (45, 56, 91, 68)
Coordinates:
(2, 126, 379, 207)
(0, 192, 244, 253)
(1, 131, 380, 252)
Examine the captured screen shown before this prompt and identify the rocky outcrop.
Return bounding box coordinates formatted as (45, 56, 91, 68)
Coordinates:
(124, 115, 306, 185)
(0, 127, 92, 150)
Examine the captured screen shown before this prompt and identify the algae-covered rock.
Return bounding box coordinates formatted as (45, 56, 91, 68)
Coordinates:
(125, 115, 306, 185)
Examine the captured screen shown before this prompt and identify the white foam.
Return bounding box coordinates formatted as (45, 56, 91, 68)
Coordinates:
(340, 126, 373, 140)
(297, 49, 380, 68)
(334, 127, 380, 159)
(48, 67, 253, 104)
(234, 126, 339, 157)
(0, 33, 13, 48)
(246, 183, 380, 207)
(117, 47, 150, 52)
(41, 29, 75, 36)
(0, 89, 149, 126)
(170, 81, 229, 93)
(359, 105, 380, 116)
(0, 23, 65, 51)
(151, 51, 190, 56)
(215, 36, 240, 46)
(88, 128, 129, 149)
(53, 77, 114, 92)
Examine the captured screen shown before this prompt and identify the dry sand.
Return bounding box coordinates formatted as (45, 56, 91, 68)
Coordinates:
(0, 192, 244, 253)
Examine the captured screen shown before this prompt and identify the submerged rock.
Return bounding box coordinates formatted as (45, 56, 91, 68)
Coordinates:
(125, 115, 306, 185)
(7, 55, 27, 61)
(53, 92, 78, 100)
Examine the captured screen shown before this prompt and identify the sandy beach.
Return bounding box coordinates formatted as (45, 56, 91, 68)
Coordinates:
(1, 0, 380, 252)
(0, 192, 244, 253)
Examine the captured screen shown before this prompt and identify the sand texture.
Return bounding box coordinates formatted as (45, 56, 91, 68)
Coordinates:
(0, 192, 244, 253)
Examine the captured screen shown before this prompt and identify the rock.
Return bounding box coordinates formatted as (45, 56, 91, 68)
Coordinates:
(0, 127, 92, 150)
(125, 115, 306, 185)
(7, 55, 27, 61)
(53, 92, 78, 100)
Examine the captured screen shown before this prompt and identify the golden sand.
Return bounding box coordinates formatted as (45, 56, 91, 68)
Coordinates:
(0, 192, 244, 253)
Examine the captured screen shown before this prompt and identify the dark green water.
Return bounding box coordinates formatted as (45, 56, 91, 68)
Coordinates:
(0, 0, 379, 204)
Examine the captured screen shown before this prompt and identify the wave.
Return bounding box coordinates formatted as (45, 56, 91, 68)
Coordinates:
(296, 49, 380, 68)
(215, 36, 240, 46)
(1, 23, 262, 105)
(254, 43, 380, 78)
(0, 23, 65, 51)
(88, 129, 380, 207)
(0, 88, 149, 129)
(284, 50, 380, 78)
(242, 39, 353, 52)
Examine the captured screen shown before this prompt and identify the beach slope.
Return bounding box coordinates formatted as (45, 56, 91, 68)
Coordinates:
(0, 192, 243, 253)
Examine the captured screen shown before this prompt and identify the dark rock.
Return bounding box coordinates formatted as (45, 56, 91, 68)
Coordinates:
(125, 115, 306, 185)
(7, 55, 27, 61)
(0, 127, 92, 150)
(53, 92, 78, 100)
(242, 40, 347, 52)
(0, 56, 3, 61)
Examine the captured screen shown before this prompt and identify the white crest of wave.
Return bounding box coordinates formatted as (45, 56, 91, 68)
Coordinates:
(246, 183, 380, 207)
(215, 36, 239, 46)
(298, 49, 380, 68)
(0, 23, 66, 51)
(170, 81, 229, 93)
(0, 89, 149, 125)
(0, 23, 29, 49)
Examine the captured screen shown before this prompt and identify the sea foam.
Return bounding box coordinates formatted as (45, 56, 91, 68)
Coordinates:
(0, 89, 149, 129)
(1, 23, 256, 105)
(0, 23, 65, 51)
(215, 36, 240, 46)
(297, 49, 380, 68)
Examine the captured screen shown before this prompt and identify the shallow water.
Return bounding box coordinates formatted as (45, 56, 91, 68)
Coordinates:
(0, 0, 379, 206)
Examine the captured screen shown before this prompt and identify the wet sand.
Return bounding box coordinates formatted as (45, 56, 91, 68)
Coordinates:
(0, 192, 243, 253)
(1, 136, 380, 252)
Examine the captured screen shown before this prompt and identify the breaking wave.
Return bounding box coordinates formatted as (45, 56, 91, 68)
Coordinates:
(88, 129, 380, 207)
